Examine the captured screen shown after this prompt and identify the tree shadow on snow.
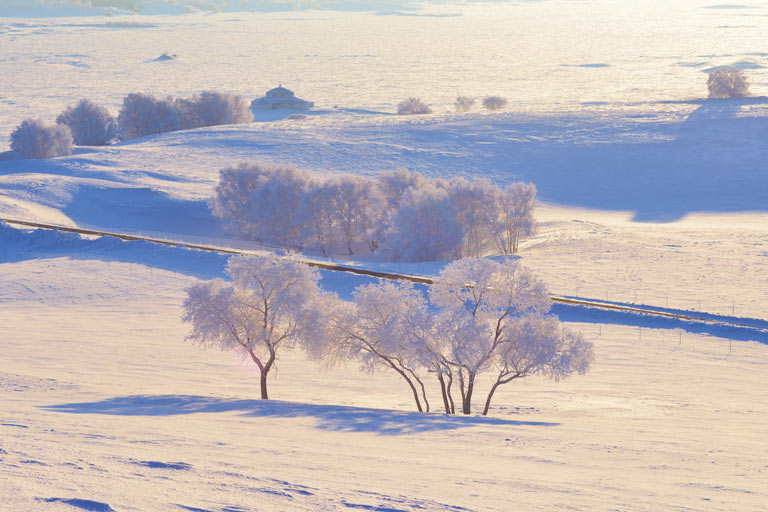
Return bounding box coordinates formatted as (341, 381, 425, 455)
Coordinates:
(41, 395, 559, 435)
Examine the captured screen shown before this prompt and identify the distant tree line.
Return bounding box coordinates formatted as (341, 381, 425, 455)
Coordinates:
(210, 163, 537, 261)
(9, 91, 252, 159)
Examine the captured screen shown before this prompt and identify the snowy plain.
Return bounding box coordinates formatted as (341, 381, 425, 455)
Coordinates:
(1, 0, 768, 510)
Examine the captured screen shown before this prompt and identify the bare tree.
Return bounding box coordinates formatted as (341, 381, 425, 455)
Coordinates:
(454, 95, 475, 113)
(397, 97, 432, 115)
(482, 96, 508, 111)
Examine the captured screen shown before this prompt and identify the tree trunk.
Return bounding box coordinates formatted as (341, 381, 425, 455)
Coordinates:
(260, 369, 269, 400)
(389, 363, 423, 412)
(482, 380, 502, 416)
(462, 371, 476, 415)
(446, 373, 455, 414)
(248, 348, 270, 400)
(438, 374, 451, 414)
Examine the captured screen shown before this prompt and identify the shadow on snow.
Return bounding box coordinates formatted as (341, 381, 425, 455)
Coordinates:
(41, 395, 559, 435)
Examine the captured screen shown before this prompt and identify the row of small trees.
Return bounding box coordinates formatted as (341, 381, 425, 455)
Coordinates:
(183, 254, 594, 415)
(9, 91, 252, 159)
(397, 95, 509, 115)
(211, 163, 537, 261)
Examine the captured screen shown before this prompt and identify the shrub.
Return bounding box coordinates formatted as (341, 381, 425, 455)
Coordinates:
(117, 93, 184, 140)
(707, 67, 749, 98)
(454, 95, 475, 113)
(10, 119, 73, 159)
(56, 99, 117, 146)
(118, 91, 253, 140)
(397, 98, 432, 115)
(482, 96, 508, 111)
(188, 91, 252, 127)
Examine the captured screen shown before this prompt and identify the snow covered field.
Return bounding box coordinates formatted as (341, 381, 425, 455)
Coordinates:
(2, 1, 768, 510)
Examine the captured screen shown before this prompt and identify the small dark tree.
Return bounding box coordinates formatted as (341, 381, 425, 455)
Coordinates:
(454, 95, 475, 113)
(397, 97, 432, 115)
(482, 96, 508, 111)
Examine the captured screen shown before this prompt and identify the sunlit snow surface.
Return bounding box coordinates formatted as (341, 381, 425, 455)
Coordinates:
(1, 1, 768, 511)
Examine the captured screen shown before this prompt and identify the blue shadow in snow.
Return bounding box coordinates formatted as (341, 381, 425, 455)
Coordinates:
(552, 302, 768, 344)
(41, 395, 558, 436)
(63, 185, 224, 237)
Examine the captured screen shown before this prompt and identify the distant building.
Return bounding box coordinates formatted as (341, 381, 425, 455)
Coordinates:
(251, 86, 314, 110)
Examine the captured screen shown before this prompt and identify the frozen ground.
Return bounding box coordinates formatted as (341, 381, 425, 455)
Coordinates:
(1, 1, 768, 510)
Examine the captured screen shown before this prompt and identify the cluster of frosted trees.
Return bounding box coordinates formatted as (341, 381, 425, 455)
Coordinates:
(183, 255, 593, 415)
(9, 91, 252, 159)
(211, 163, 537, 261)
(117, 91, 252, 140)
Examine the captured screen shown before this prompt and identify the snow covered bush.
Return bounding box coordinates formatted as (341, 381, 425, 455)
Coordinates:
(56, 99, 118, 146)
(186, 91, 253, 127)
(117, 93, 184, 140)
(182, 254, 335, 400)
(118, 91, 252, 140)
(707, 67, 749, 98)
(397, 97, 432, 115)
(482, 96, 508, 111)
(454, 95, 475, 113)
(376, 168, 428, 212)
(381, 183, 464, 261)
(10, 119, 73, 159)
(211, 161, 310, 250)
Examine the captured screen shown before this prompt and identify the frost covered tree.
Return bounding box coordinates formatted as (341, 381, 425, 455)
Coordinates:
(489, 182, 537, 254)
(381, 183, 463, 261)
(482, 96, 508, 111)
(328, 280, 433, 412)
(188, 91, 253, 127)
(328, 175, 384, 254)
(397, 97, 432, 115)
(707, 67, 749, 98)
(376, 168, 428, 212)
(480, 313, 592, 415)
(210, 162, 310, 249)
(454, 95, 475, 113)
(245, 164, 309, 249)
(209, 162, 266, 240)
(444, 177, 497, 258)
(117, 93, 184, 140)
(56, 99, 117, 146)
(182, 254, 333, 400)
(10, 119, 73, 159)
(298, 179, 338, 257)
(429, 258, 592, 415)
